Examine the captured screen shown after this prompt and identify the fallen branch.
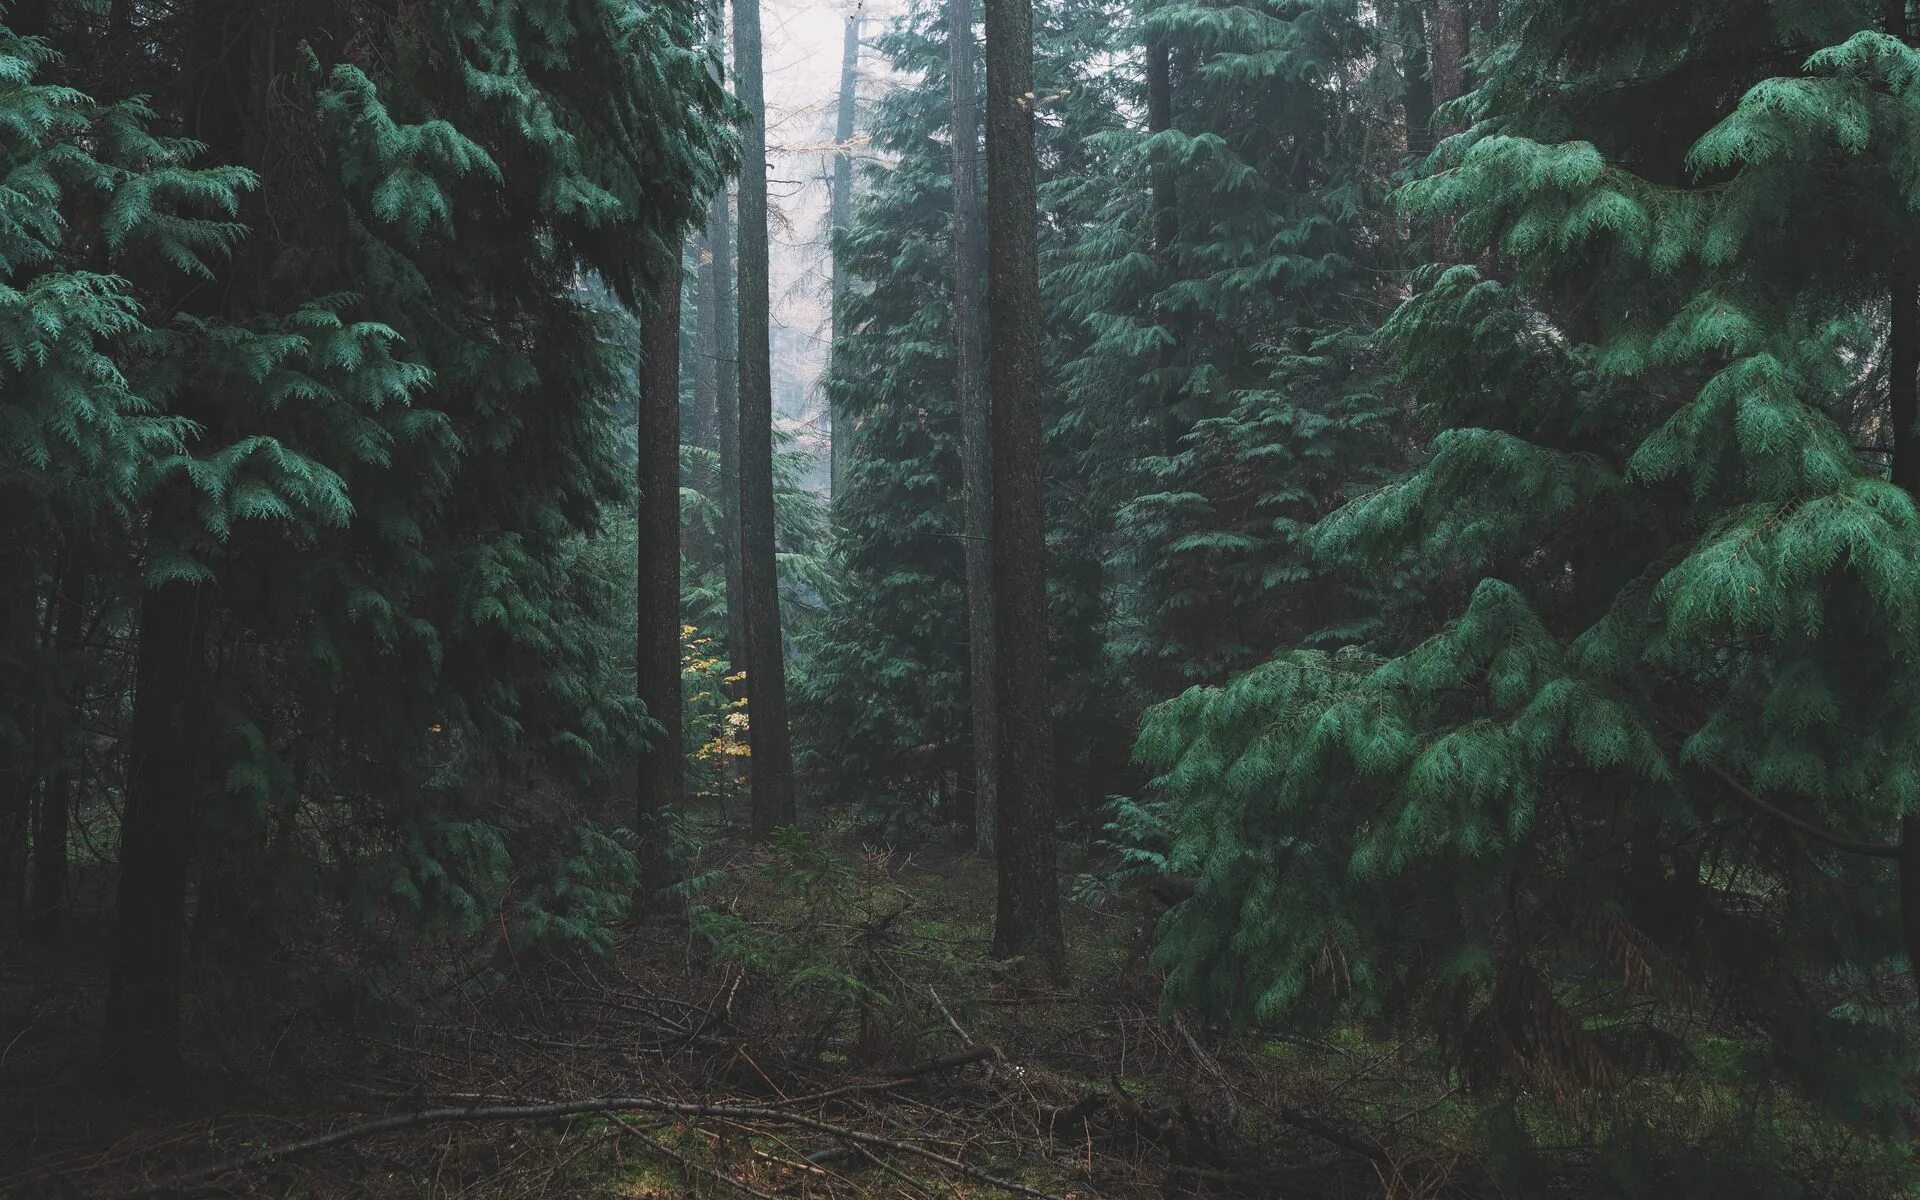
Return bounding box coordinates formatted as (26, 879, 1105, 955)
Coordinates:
(776, 1044, 995, 1106)
(122, 1090, 1062, 1200)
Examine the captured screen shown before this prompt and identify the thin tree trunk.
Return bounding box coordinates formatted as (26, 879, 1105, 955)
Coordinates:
(637, 257, 686, 896)
(105, 0, 247, 1071)
(1885, 3, 1920, 1008)
(106, 581, 207, 1071)
(734, 0, 797, 836)
(984, 0, 1061, 965)
(28, 546, 85, 944)
(949, 0, 997, 858)
(706, 0, 748, 690)
(829, 11, 861, 502)
(1145, 9, 1181, 457)
(1401, 0, 1434, 165)
(687, 236, 719, 557)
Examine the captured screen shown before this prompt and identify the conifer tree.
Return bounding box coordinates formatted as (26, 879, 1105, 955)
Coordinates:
(1138, 0, 1920, 1176)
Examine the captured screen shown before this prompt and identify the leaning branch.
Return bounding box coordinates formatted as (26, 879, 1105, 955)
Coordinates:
(122, 1089, 1059, 1200)
(1701, 761, 1901, 860)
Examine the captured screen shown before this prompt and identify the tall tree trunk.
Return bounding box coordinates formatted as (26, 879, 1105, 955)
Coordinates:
(1885, 0, 1920, 1009)
(687, 236, 719, 558)
(1144, 9, 1181, 457)
(705, 0, 748, 691)
(734, 0, 797, 836)
(637, 257, 686, 897)
(984, 0, 1061, 965)
(1429, 0, 1469, 109)
(1401, 0, 1434, 165)
(106, 0, 249, 1071)
(105, 581, 207, 1072)
(27, 546, 85, 944)
(949, 0, 997, 857)
(829, 11, 861, 503)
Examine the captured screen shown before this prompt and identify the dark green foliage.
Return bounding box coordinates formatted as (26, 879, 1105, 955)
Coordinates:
(1138, 0, 1920, 1182)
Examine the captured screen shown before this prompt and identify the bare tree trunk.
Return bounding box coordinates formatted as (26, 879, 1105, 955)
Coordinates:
(949, 0, 997, 858)
(687, 236, 719, 558)
(734, 0, 797, 836)
(27, 545, 85, 944)
(1883, 1, 1920, 1008)
(1400, 0, 1434, 165)
(106, 580, 207, 1072)
(105, 0, 250, 1074)
(829, 11, 861, 503)
(705, 0, 748, 691)
(1429, 0, 1470, 110)
(984, 0, 1061, 966)
(637, 257, 686, 896)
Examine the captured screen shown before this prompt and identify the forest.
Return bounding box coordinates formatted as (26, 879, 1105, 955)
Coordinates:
(6, 0, 1920, 1195)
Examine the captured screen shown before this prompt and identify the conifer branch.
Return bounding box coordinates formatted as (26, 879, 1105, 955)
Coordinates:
(1699, 761, 1900, 860)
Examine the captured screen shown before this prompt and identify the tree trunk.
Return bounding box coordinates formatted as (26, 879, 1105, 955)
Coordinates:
(984, 0, 1062, 966)
(706, 1, 748, 691)
(1886, 4, 1920, 1008)
(734, 0, 797, 836)
(637, 257, 687, 896)
(105, 0, 248, 1071)
(1144, 10, 1181, 457)
(829, 12, 861, 503)
(1429, 0, 1470, 110)
(27, 547, 85, 944)
(105, 581, 207, 1072)
(687, 236, 719, 557)
(949, 0, 997, 858)
(1401, 0, 1435, 165)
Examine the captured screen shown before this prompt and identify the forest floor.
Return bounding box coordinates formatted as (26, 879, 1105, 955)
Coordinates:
(2, 822, 1557, 1199)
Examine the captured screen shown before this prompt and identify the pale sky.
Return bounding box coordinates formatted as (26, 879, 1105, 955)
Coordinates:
(750, 0, 897, 488)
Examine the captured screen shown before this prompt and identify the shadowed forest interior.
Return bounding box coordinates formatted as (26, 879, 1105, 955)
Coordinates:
(8, 0, 1920, 1195)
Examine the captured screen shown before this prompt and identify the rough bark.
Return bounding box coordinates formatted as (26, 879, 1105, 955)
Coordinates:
(637, 257, 686, 895)
(1428, 0, 1470, 109)
(984, 0, 1062, 965)
(829, 11, 861, 502)
(734, 0, 797, 836)
(949, 0, 997, 857)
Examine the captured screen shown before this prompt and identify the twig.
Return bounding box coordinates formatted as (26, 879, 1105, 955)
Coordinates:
(121, 1093, 1066, 1200)
(602, 1112, 780, 1200)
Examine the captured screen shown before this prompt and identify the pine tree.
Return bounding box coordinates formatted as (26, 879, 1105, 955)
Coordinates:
(1138, 0, 1920, 1179)
(637, 255, 687, 896)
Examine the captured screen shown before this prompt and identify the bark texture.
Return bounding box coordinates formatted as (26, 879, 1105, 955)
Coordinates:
(949, 0, 997, 857)
(637, 257, 686, 894)
(734, 0, 798, 836)
(984, 0, 1062, 965)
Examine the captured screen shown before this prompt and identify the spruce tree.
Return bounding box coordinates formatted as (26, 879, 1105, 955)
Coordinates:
(1138, 0, 1920, 1178)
